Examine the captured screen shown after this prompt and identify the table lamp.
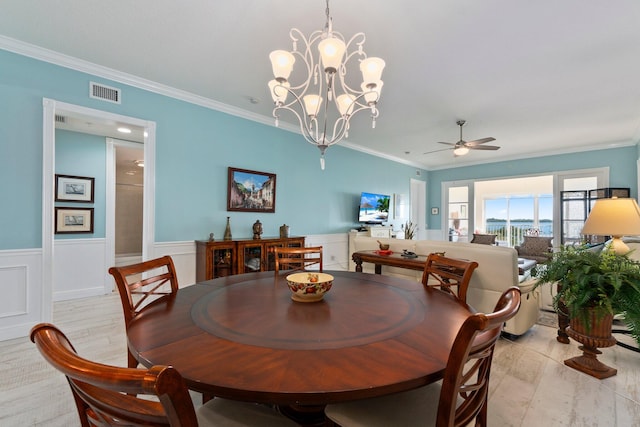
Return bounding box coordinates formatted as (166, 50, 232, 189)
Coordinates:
(581, 197, 640, 255)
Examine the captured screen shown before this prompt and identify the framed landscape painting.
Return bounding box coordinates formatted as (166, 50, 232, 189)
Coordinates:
(55, 174, 95, 203)
(227, 167, 276, 213)
(55, 207, 94, 234)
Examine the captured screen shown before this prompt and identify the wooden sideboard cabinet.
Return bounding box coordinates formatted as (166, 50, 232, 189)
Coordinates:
(195, 236, 305, 281)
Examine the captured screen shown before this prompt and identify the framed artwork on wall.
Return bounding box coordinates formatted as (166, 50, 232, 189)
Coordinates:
(227, 167, 276, 213)
(55, 174, 95, 203)
(55, 207, 94, 234)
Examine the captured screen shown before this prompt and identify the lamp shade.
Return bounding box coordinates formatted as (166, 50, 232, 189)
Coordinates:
(336, 94, 355, 116)
(303, 95, 322, 116)
(268, 80, 289, 104)
(360, 57, 385, 85)
(582, 198, 640, 254)
(318, 37, 346, 72)
(361, 81, 383, 104)
(269, 50, 295, 81)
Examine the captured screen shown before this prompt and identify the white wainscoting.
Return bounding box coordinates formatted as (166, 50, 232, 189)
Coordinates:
(53, 238, 108, 301)
(152, 241, 198, 287)
(0, 248, 44, 341)
(305, 233, 349, 271)
(0, 233, 351, 341)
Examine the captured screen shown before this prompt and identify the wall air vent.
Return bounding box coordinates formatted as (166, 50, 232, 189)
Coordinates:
(90, 81, 121, 104)
(55, 114, 66, 123)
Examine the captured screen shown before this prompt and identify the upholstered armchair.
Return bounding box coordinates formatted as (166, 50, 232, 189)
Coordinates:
(515, 235, 553, 263)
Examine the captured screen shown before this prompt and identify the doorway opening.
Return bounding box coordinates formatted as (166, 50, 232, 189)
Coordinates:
(43, 99, 156, 316)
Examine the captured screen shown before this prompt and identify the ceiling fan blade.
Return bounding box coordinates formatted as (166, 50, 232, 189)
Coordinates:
(424, 147, 453, 155)
(469, 145, 500, 151)
(465, 137, 496, 147)
(437, 141, 456, 146)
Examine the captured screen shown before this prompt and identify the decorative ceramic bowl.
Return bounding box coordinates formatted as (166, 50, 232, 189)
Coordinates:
(379, 243, 390, 250)
(286, 272, 334, 302)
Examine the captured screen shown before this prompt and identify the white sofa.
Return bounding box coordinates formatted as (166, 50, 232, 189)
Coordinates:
(348, 232, 540, 336)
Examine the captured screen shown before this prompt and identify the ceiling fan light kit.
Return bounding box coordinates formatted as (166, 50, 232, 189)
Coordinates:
(425, 119, 500, 157)
(268, 0, 385, 170)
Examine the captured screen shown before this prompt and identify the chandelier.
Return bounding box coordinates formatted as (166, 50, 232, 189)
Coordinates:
(268, 0, 385, 170)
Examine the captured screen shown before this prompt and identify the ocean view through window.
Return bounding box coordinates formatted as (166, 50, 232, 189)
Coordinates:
(484, 194, 553, 246)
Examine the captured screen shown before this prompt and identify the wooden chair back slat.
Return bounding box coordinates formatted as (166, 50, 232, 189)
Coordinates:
(437, 287, 521, 427)
(273, 246, 323, 276)
(108, 255, 179, 367)
(421, 254, 479, 303)
(30, 323, 199, 427)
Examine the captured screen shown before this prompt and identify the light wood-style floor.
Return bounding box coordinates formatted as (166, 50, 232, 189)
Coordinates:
(1, 292, 639, 426)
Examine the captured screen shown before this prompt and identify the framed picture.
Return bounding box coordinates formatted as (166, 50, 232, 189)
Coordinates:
(55, 174, 95, 203)
(227, 167, 276, 213)
(55, 207, 94, 234)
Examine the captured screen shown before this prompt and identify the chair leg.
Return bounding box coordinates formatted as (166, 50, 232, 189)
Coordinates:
(127, 350, 138, 368)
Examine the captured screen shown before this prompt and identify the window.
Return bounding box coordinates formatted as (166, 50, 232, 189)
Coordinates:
(484, 193, 552, 246)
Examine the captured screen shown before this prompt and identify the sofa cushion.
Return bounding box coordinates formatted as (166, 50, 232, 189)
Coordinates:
(470, 233, 497, 245)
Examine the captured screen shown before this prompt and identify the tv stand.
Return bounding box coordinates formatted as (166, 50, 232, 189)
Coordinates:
(366, 225, 391, 238)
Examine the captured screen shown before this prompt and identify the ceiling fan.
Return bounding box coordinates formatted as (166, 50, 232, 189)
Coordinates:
(424, 120, 500, 156)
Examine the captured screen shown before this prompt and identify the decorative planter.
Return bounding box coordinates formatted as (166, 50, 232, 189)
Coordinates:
(565, 309, 617, 379)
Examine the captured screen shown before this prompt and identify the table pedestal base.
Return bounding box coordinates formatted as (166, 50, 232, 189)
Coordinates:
(278, 404, 326, 427)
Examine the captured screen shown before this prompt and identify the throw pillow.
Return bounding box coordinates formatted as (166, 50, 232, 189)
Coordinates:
(471, 233, 497, 245)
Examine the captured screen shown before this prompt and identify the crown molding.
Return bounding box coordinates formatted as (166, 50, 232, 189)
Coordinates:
(0, 35, 275, 126)
(1, 35, 424, 170)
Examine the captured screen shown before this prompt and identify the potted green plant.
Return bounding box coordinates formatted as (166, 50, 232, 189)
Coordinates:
(533, 245, 640, 378)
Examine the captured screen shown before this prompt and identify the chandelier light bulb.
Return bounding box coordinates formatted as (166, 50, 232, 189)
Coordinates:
(361, 81, 383, 104)
(269, 50, 295, 81)
(318, 37, 346, 73)
(360, 57, 386, 84)
(303, 94, 323, 117)
(337, 94, 356, 116)
(268, 80, 290, 104)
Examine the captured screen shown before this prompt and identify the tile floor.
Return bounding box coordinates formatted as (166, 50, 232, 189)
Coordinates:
(1, 292, 638, 426)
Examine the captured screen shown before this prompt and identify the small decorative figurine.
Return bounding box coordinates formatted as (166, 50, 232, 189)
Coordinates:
(253, 220, 263, 239)
(279, 224, 290, 238)
(209, 232, 215, 241)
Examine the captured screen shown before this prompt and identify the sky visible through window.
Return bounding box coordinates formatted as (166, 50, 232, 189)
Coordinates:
(485, 195, 553, 220)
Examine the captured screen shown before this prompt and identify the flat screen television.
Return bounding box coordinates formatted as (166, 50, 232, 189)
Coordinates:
(358, 192, 390, 224)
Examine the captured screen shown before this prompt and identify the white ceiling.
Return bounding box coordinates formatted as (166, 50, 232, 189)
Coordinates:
(2, 0, 640, 169)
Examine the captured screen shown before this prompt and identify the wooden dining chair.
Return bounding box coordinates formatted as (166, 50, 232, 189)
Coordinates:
(273, 246, 323, 276)
(324, 287, 522, 427)
(30, 323, 299, 427)
(108, 255, 179, 368)
(421, 253, 479, 304)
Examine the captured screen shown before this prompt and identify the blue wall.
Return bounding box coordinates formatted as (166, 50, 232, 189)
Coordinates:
(2, 47, 636, 249)
(426, 147, 639, 229)
(54, 130, 106, 239)
(0, 49, 425, 250)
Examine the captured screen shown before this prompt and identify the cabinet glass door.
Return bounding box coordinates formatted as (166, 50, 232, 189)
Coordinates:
(241, 243, 263, 273)
(212, 247, 234, 278)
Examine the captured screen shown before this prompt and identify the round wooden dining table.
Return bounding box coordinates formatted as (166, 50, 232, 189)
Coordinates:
(126, 270, 473, 423)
